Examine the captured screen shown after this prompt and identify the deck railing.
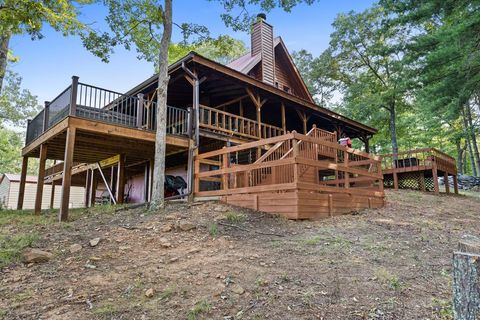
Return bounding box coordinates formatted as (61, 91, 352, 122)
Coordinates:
(381, 148, 457, 174)
(199, 104, 284, 140)
(25, 76, 190, 145)
(194, 131, 383, 198)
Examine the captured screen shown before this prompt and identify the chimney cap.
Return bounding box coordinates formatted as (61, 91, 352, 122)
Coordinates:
(257, 13, 267, 20)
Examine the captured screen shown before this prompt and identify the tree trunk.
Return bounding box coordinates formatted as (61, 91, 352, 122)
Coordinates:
(456, 139, 466, 175)
(463, 106, 478, 176)
(150, 0, 172, 210)
(0, 31, 11, 93)
(389, 104, 399, 155)
(466, 104, 480, 175)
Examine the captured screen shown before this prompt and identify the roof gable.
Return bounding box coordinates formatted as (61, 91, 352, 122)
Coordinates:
(227, 37, 314, 103)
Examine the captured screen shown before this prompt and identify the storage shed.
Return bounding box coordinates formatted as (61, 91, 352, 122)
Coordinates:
(0, 174, 85, 210)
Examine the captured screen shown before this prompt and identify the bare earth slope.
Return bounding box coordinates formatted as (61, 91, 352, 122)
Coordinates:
(1, 190, 479, 320)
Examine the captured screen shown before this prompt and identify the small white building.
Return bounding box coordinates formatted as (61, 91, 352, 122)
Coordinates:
(0, 174, 85, 210)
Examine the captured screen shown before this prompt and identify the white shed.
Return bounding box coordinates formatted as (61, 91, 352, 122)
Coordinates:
(0, 174, 85, 210)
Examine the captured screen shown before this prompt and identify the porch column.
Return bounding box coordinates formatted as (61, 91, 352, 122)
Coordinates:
(17, 156, 28, 210)
(281, 103, 286, 132)
(364, 137, 370, 153)
(34, 144, 48, 215)
(59, 127, 76, 222)
(116, 154, 126, 204)
(296, 110, 310, 134)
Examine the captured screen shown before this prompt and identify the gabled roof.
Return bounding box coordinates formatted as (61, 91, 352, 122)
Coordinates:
(227, 36, 314, 103)
(0, 173, 39, 184)
(125, 51, 377, 136)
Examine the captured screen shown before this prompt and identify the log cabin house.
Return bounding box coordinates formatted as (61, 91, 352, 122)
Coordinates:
(18, 14, 384, 221)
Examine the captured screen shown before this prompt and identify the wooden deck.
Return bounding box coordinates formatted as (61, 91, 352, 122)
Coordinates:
(381, 148, 458, 194)
(194, 127, 384, 219)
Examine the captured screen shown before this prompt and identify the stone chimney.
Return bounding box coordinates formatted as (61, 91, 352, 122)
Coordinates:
(251, 13, 275, 85)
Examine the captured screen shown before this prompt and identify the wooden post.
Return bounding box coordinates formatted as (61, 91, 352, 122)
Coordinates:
(393, 172, 399, 190)
(256, 107, 262, 139)
(453, 239, 480, 319)
(69, 76, 79, 116)
(328, 194, 333, 217)
(344, 150, 349, 189)
(50, 181, 56, 210)
(43, 101, 49, 132)
(116, 154, 126, 204)
(136, 93, 144, 128)
(293, 136, 299, 183)
(222, 147, 229, 190)
(84, 169, 91, 207)
(90, 169, 97, 207)
(17, 157, 28, 210)
(281, 102, 286, 132)
(34, 144, 48, 215)
(444, 172, 450, 194)
(432, 163, 439, 194)
(419, 171, 426, 192)
(364, 137, 370, 153)
(144, 162, 150, 202)
(453, 174, 459, 194)
(193, 149, 200, 194)
(59, 127, 76, 222)
(187, 139, 195, 202)
(149, 159, 154, 201)
(239, 100, 244, 117)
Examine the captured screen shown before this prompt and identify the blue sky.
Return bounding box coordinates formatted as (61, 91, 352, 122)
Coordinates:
(9, 0, 375, 104)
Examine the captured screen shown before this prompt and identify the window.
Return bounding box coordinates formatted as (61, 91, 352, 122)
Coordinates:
(283, 85, 290, 93)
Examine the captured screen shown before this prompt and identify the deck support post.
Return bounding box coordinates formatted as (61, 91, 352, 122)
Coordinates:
(393, 172, 399, 190)
(17, 156, 29, 210)
(444, 172, 450, 194)
(84, 169, 91, 207)
(193, 148, 200, 195)
(453, 174, 459, 194)
(419, 171, 426, 192)
(59, 127, 76, 222)
(116, 154, 126, 204)
(432, 163, 439, 194)
(50, 181, 56, 210)
(187, 139, 195, 202)
(89, 169, 97, 207)
(144, 162, 150, 202)
(281, 103, 286, 132)
(34, 144, 48, 215)
(149, 159, 154, 201)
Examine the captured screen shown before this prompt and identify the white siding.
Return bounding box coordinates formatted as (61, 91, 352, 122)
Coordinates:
(7, 182, 85, 210)
(0, 179, 10, 209)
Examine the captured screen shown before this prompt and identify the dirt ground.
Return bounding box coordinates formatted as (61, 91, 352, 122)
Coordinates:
(1, 190, 479, 320)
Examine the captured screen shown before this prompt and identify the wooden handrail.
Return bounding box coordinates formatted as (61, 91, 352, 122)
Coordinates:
(194, 130, 384, 199)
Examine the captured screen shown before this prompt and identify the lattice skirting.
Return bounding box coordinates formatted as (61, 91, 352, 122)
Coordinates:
(384, 172, 435, 192)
